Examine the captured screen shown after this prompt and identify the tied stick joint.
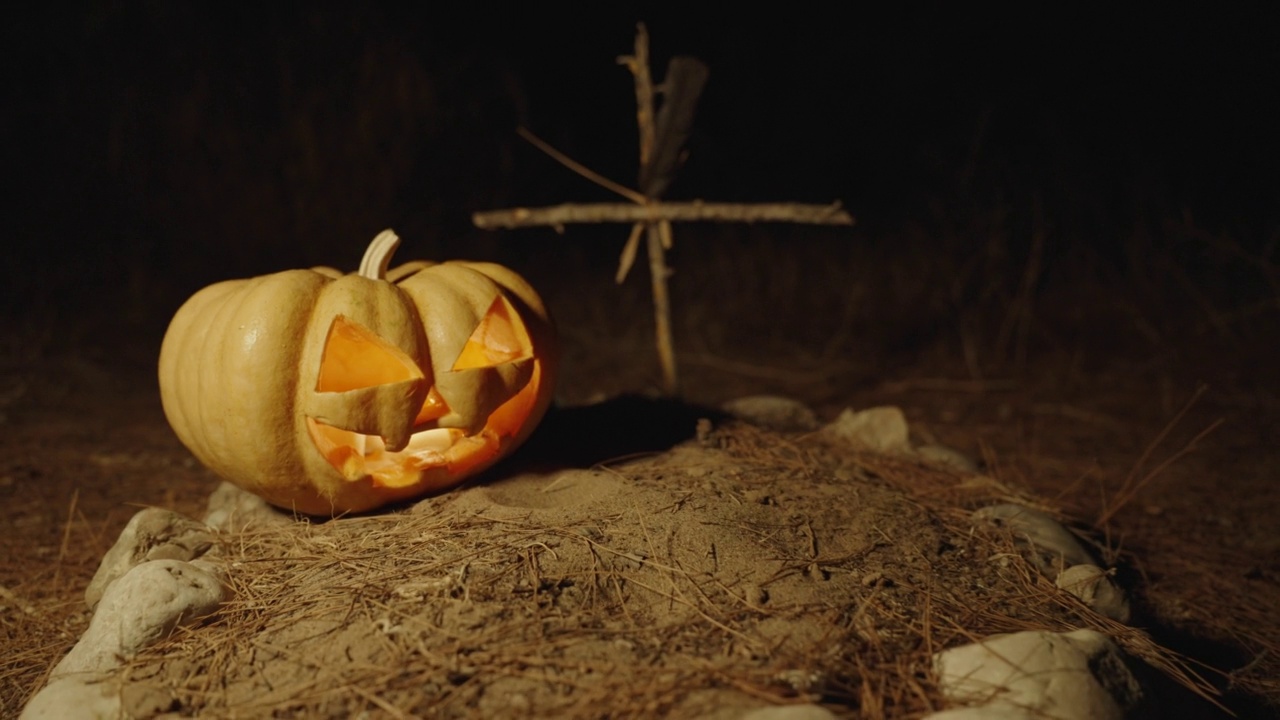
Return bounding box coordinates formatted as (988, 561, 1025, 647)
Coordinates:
(472, 23, 854, 396)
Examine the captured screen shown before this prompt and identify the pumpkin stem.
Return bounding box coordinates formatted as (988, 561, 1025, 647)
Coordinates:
(359, 230, 401, 280)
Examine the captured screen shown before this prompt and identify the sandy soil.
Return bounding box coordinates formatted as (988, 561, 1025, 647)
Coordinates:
(2, 328, 1276, 718)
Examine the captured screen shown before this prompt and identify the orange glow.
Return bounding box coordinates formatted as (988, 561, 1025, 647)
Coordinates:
(452, 296, 532, 370)
(413, 386, 450, 425)
(307, 419, 501, 489)
(308, 362, 544, 489)
(317, 316, 422, 392)
(309, 301, 544, 489)
(307, 363, 542, 486)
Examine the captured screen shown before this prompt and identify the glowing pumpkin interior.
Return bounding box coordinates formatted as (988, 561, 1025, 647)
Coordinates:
(306, 295, 541, 489)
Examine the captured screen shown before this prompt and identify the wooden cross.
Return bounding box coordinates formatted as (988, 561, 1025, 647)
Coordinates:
(473, 24, 854, 396)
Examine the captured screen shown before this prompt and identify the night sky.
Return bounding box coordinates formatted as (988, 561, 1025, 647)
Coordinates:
(4, 5, 1276, 343)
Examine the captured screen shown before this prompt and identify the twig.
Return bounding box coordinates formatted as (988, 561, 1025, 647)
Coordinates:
(647, 221, 678, 392)
(473, 201, 852, 229)
(615, 223, 645, 283)
(515, 126, 646, 205)
(53, 488, 79, 586)
(623, 24, 677, 394)
(1095, 385, 1221, 528)
(617, 23, 656, 173)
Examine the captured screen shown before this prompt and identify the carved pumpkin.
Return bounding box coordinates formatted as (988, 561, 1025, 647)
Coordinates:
(158, 230, 558, 515)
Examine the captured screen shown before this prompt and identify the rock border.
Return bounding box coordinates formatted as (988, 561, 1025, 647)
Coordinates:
(21, 510, 228, 720)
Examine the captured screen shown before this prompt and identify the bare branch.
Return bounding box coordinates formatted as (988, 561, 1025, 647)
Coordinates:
(617, 23, 656, 170)
(516, 127, 647, 205)
(474, 201, 854, 230)
(643, 57, 709, 198)
(647, 221, 678, 394)
(615, 223, 645, 283)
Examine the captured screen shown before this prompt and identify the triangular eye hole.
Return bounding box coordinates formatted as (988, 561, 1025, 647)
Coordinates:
(451, 295, 534, 371)
(317, 315, 424, 392)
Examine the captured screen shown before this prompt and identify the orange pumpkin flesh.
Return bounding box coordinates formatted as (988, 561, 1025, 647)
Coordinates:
(306, 299, 542, 489)
(316, 316, 424, 393)
(453, 296, 532, 369)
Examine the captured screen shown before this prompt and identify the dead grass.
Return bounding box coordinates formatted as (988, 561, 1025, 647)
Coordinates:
(95, 422, 1224, 718)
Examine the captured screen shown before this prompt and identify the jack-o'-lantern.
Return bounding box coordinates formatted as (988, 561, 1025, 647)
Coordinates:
(158, 230, 558, 515)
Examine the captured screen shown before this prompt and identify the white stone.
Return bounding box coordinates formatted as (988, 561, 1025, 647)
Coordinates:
(85, 507, 215, 609)
(23, 558, 225, 719)
(971, 504, 1095, 576)
(19, 673, 122, 720)
(923, 706, 1037, 720)
(55, 559, 225, 677)
(737, 705, 838, 720)
(916, 444, 980, 473)
(204, 479, 293, 531)
(722, 395, 820, 432)
(1056, 564, 1132, 624)
(932, 629, 1144, 720)
(819, 406, 911, 453)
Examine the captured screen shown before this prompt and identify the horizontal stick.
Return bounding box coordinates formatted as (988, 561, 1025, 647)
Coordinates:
(473, 201, 854, 230)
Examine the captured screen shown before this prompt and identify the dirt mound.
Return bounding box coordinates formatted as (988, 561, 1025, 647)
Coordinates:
(102, 419, 1210, 718)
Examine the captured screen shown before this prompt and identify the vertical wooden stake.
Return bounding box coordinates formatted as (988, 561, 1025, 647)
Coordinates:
(622, 22, 680, 395)
(627, 24, 656, 168)
(647, 220, 678, 394)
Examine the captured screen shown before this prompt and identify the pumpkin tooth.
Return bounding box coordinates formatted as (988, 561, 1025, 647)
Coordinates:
(405, 428, 463, 454)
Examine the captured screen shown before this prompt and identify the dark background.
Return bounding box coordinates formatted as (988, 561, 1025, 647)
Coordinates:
(4, 3, 1276, 367)
(3, 10, 1279, 714)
